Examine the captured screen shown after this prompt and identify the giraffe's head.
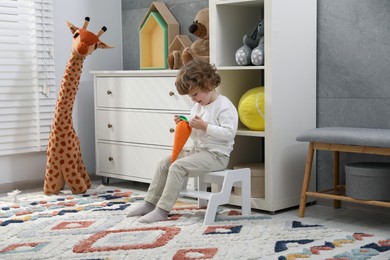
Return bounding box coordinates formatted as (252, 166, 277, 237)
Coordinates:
(67, 17, 113, 57)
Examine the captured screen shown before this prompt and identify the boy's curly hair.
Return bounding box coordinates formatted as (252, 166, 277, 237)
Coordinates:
(175, 59, 221, 95)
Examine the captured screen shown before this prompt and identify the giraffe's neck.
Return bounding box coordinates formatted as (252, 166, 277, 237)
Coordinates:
(53, 54, 85, 126)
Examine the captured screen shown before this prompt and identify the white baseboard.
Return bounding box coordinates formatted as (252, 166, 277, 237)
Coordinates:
(0, 174, 99, 194)
(316, 198, 390, 216)
(0, 180, 43, 193)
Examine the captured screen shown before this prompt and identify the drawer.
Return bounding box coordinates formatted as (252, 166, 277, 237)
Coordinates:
(97, 142, 172, 181)
(96, 77, 193, 111)
(97, 110, 192, 147)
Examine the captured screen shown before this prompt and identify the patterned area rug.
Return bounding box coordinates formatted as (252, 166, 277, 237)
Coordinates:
(0, 188, 389, 259)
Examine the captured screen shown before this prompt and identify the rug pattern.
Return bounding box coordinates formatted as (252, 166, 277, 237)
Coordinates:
(0, 189, 389, 259)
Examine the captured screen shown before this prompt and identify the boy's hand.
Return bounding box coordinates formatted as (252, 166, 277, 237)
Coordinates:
(189, 115, 207, 132)
(174, 115, 180, 124)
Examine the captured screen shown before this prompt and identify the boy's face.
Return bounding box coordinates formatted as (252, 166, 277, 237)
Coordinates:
(188, 87, 214, 106)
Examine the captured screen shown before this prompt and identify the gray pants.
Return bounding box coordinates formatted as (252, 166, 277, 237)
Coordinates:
(145, 148, 229, 212)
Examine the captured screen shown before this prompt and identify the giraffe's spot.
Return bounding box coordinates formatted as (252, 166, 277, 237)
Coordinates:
(67, 147, 72, 151)
(51, 184, 56, 189)
(51, 147, 56, 152)
(60, 160, 64, 164)
(59, 149, 64, 154)
(69, 160, 74, 164)
(61, 141, 66, 146)
(66, 154, 71, 158)
(65, 168, 69, 172)
(54, 173, 59, 177)
(68, 179, 73, 184)
(76, 179, 81, 184)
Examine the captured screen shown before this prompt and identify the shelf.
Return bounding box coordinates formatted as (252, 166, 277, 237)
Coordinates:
(211, 0, 317, 212)
(237, 129, 265, 137)
(217, 66, 265, 71)
(216, 0, 264, 7)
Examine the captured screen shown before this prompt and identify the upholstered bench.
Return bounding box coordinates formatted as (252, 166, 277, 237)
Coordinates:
(296, 127, 390, 217)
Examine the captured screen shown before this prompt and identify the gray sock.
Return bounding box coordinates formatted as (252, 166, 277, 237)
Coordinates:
(138, 207, 169, 223)
(126, 201, 155, 217)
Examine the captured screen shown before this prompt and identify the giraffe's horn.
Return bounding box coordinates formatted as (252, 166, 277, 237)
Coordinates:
(97, 26, 107, 37)
(82, 17, 90, 29)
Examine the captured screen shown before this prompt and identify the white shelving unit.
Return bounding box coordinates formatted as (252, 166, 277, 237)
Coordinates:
(209, 0, 317, 212)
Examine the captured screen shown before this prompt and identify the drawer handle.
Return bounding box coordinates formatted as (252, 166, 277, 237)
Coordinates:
(107, 123, 113, 128)
(107, 90, 112, 95)
(169, 128, 175, 133)
(108, 156, 114, 161)
(169, 91, 175, 96)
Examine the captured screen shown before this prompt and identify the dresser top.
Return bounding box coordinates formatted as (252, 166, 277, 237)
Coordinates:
(91, 70, 179, 77)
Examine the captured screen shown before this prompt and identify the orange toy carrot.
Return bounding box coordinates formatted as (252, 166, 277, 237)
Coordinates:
(171, 117, 192, 163)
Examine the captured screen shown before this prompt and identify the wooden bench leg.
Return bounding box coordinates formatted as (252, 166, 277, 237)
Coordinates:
(333, 151, 341, 209)
(298, 142, 315, 217)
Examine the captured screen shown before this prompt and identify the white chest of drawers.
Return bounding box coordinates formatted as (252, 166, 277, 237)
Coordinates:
(92, 70, 192, 183)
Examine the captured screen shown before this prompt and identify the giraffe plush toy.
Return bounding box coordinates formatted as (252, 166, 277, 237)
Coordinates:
(44, 17, 112, 195)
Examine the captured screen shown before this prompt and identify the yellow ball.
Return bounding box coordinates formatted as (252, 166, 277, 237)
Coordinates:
(238, 87, 265, 131)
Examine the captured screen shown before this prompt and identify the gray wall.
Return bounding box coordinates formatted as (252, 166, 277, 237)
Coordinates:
(317, 0, 390, 191)
(121, 0, 390, 193)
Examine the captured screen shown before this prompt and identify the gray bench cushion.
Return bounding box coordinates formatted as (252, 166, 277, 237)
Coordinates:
(296, 127, 390, 148)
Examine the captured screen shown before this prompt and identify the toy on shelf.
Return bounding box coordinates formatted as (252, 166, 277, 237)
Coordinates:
(171, 116, 192, 163)
(235, 19, 264, 66)
(238, 87, 265, 131)
(139, 2, 179, 69)
(168, 8, 209, 69)
(167, 35, 192, 70)
(44, 17, 112, 195)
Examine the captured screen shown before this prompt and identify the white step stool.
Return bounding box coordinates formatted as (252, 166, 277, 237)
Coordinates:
(180, 168, 251, 225)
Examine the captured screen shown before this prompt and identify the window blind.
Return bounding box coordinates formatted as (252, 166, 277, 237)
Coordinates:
(0, 0, 55, 156)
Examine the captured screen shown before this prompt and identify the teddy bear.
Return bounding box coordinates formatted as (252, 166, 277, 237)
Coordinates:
(168, 8, 209, 69)
(235, 19, 264, 66)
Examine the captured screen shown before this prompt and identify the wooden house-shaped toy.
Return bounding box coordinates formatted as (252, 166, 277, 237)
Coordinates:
(140, 2, 179, 69)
